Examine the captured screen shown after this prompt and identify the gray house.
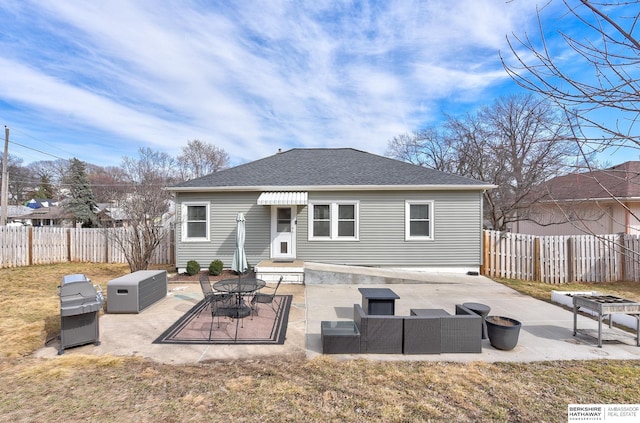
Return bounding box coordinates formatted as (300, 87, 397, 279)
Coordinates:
(168, 148, 494, 280)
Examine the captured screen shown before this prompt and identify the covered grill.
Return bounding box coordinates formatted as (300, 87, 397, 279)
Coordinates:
(57, 274, 104, 355)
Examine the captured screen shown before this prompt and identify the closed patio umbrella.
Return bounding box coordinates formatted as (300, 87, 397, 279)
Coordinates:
(231, 212, 248, 275)
(231, 212, 249, 339)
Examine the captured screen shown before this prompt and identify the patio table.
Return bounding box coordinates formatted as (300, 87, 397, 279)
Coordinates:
(321, 321, 361, 354)
(213, 278, 266, 318)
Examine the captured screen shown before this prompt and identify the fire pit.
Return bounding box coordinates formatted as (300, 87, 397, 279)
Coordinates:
(572, 294, 640, 348)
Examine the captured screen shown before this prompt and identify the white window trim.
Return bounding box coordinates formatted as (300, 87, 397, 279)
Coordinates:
(308, 201, 359, 241)
(405, 200, 434, 241)
(181, 202, 210, 242)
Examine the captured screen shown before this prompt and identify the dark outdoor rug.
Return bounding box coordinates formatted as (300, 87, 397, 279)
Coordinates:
(153, 295, 292, 345)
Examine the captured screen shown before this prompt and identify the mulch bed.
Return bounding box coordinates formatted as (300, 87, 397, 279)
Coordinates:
(168, 270, 254, 283)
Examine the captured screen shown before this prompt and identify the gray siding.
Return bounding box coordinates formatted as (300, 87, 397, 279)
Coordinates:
(175, 190, 483, 269)
(175, 192, 271, 269)
(297, 191, 482, 267)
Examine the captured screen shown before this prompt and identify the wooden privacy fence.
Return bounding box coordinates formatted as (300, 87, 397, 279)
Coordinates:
(0, 226, 173, 268)
(482, 230, 640, 283)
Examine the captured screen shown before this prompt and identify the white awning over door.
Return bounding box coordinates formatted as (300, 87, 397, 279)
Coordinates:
(257, 191, 308, 205)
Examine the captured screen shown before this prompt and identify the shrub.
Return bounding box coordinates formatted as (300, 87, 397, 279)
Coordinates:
(209, 260, 224, 276)
(186, 260, 200, 276)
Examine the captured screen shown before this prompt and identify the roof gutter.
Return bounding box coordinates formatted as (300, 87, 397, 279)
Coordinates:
(537, 196, 640, 204)
(166, 184, 498, 193)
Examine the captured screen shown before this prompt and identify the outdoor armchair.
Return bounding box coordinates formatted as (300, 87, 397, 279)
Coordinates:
(440, 305, 482, 353)
(353, 304, 403, 353)
(403, 314, 442, 354)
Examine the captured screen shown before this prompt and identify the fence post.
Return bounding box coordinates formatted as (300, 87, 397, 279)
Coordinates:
(617, 232, 625, 281)
(480, 230, 488, 275)
(566, 237, 574, 283)
(105, 229, 109, 263)
(534, 236, 540, 282)
(28, 226, 33, 266)
(66, 228, 72, 262)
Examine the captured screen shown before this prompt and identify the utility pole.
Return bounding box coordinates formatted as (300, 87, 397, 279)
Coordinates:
(1, 126, 8, 226)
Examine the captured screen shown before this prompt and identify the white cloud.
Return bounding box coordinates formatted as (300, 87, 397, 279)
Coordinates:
(0, 0, 542, 165)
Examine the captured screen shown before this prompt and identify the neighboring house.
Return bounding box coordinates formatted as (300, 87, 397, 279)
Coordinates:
(97, 203, 128, 227)
(168, 148, 495, 275)
(96, 201, 175, 228)
(7, 205, 34, 225)
(27, 205, 73, 227)
(513, 161, 640, 236)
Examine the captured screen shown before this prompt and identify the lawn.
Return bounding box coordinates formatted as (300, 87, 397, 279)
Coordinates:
(1, 263, 639, 422)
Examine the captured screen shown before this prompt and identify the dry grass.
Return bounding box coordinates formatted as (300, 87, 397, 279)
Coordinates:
(1, 263, 639, 422)
(0, 263, 133, 358)
(495, 278, 640, 304)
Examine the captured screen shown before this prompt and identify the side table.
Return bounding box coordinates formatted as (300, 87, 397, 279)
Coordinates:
(358, 288, 400, 315)
(321, 321, 361, 354)
(463, 302, 491, 339)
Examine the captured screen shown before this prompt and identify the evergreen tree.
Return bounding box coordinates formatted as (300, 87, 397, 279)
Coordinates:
(64, 158, 98, 227)
(35, 175, 55, 199)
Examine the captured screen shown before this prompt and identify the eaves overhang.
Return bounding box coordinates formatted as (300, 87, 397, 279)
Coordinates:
(537, 196, 640, 204)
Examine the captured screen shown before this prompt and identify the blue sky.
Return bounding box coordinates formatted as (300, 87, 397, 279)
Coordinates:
(0, 0, 633, 168)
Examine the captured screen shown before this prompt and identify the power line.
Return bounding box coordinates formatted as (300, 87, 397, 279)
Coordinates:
(8, 139, 69, 161)
(6, 126, 78, 159)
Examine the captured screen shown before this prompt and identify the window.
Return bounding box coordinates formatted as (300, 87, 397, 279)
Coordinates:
(313, 204, 331, 237)
(182, 202, 209, 241)
(309, 202, 359, 240)
(337, 204, 355, 237)
(405, 201, 433, 240)
(277, 207, 292, 232)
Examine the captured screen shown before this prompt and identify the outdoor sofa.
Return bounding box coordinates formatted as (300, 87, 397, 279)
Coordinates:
(324, 304, 482, 354)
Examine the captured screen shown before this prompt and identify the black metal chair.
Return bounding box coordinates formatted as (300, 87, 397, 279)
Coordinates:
(208, 293, 235, 340)
(199, 274, 232, 318)
(250, 276, 283, 316)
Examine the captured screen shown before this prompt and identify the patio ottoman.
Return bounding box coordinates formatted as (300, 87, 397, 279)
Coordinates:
(321, 321, 361, 354)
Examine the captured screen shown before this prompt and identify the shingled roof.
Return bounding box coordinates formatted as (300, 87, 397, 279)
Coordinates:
(169, 148, 493, 191)
(539, 161, 640, 201)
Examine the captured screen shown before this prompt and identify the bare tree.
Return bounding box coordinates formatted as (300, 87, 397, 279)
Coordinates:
(387, 94, 577, 230)
(107, 148, 177, 272)
(502, 0, 640, 157)
(176, 139, 230, 181)
(387, 128, 459, 172)
(86, 164, 128, 203)
(0, 155, 39, 205)
(501, 0, 640, 264)
(29, 159, 70, 201)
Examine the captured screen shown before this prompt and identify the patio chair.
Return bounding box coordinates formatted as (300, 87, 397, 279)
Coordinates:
(199, 275, 232, 317)
(250, 276, 283, 316)
(209, 293, 235, 339)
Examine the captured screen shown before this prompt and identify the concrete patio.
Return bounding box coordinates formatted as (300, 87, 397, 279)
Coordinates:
(35, 264, 640, 363)
(305, 269, 640, 362)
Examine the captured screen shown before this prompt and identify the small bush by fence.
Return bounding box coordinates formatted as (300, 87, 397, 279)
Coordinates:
(0, 226, 173, 268)
(482, 230, 640, 283)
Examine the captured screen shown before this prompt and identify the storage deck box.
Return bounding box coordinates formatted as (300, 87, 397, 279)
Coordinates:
(107, 270, 167, 313)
